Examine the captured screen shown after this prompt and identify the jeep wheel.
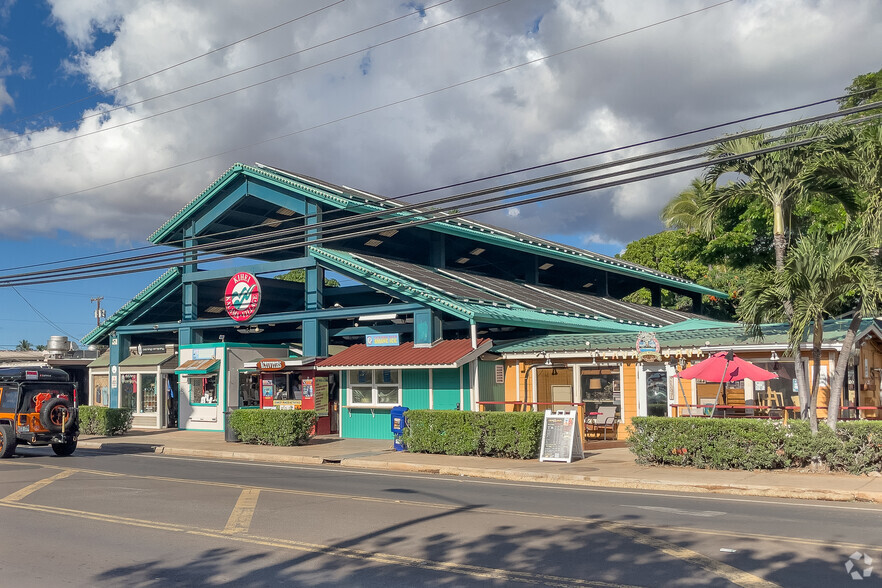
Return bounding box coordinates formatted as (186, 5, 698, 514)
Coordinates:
(0, 424, 16, 458)
(51, 439, 77, 457)
(40, 397, 74, 433)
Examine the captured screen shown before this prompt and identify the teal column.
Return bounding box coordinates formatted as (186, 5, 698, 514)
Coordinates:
(650, 285, 662, 307)
(303, 201, 328, 357)
(108, 333, 130, 407)
(414, 308, 441, 346)
(181, 223, 202, 344)
(429, 232, 445, 267)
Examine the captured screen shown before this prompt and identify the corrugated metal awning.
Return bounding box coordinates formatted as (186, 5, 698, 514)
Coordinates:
(120, 352, 177, 368)
(175, 359, 220, 375)
(316, 339, 491, 370)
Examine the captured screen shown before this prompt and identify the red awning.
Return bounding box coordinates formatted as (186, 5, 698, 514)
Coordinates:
(316, 338, 492, 370)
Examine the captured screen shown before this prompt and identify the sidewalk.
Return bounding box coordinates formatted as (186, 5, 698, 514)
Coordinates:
(78, 430, 882, 504)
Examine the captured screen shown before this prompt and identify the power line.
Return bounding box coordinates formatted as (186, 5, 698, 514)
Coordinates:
(0, 0, 347, 130)
(1, 0, 456, 144)
(0, 0, 509, 158)
(2, 102, 877, 288)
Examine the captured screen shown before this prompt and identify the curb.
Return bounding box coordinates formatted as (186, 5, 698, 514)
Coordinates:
(76, 442, 882, 504)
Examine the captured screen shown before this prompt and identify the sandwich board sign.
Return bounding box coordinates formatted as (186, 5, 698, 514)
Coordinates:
(539, 410, 584, 463)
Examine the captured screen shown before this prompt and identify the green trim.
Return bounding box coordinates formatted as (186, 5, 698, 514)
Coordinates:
(189, 402, 218, 407)
(81, 268, 181, 345)
(147, 163, 723, 298)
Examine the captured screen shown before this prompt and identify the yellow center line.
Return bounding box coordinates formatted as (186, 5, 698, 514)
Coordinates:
(223, 488, 260, 534)
(0, 499, 634, 587)
(1, 470, 75, 502)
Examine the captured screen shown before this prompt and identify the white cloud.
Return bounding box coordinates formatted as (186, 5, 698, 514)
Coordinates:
(0, 0, 879, 247)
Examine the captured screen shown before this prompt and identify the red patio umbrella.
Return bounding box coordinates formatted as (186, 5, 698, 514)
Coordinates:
(674, 351, 778, 416)
(676, 351, 778, 383)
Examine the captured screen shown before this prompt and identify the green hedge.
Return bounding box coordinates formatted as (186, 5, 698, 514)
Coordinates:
(400, 410, 544, 459)
(78, 407, 133, 436)
(229, 409, 317, 446)
(628, 417, 882, 475)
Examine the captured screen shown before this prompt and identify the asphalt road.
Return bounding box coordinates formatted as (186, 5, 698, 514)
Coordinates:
(0, 446, 880, 587)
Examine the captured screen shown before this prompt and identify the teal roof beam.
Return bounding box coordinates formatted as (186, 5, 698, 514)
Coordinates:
(181, 257, 316, 283)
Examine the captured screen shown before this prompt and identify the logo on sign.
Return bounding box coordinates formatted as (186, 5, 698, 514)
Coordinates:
(257, 360, 285, 371)
(636, 331, 662, 362)
(225, 272, 262, 322)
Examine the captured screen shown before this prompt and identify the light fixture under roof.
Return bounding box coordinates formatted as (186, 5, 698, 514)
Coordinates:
(455, 257, 470, 264)
(236, 325, 264, 334)
(582, 282, 593, 288)
(469, 248, 485, 256)
(204, 306, 225, 314)
(378, 229, 398, 238)
(276, 207, 295, 216)
(261, 218, 282, 228)
(364, 239, 383, 247)
(538, 263, 554, 270)
(357, 313, 398, 322)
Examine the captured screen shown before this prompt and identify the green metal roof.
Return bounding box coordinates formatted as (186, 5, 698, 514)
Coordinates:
(118, 352, 177, 368)
(148, 163, 725, 298)
(492, 318, 882, 354)
(309, 246, 645, 333)
(81, 268, 181, 345)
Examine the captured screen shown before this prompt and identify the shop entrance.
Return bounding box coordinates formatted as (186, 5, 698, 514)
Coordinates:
(638, 364, 671, 417)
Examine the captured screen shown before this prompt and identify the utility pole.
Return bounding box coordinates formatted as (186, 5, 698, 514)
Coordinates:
(91, 296, 106, 326)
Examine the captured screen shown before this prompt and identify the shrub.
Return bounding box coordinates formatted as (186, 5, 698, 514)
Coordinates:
(78, 406, 134, 436)
(401, 410, 544, 459)
(629, 417, 882, 474)
(229, 409, 317, 446)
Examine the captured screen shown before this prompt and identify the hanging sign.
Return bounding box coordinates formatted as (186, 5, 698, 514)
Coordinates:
(636, 331, 662, 362)
(539, 410, 584, 463)
(225, 272, 262, 322)
(366, 333, 399, 347)
(257, 360, 286, 371)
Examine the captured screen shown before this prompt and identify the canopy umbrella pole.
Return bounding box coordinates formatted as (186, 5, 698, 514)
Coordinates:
(709, 351, 734, 418)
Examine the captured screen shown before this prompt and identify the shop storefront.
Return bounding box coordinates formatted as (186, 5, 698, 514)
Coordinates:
(87, 345, 178, 429)
(240, 357, 339, 435)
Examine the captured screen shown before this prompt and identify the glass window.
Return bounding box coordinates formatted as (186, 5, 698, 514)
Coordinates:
(141, 374, 157, 413)
(186, 376, 218, 405)
(580, 367, 621, 415)
(121, 373, 137, 411)
(93, 375, 109, 407)
(238, 372, 260, 407)
(347, 369, 402, 406)
(751, 361, 797, 407)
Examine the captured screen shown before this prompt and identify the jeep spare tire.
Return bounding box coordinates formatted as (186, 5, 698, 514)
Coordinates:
(0, 424, 15, 458)
(40, 397, 74, 433)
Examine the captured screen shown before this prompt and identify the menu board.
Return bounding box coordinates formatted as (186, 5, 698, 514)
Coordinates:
(313, 377, 329, 417)
(539, 410, 584, 463)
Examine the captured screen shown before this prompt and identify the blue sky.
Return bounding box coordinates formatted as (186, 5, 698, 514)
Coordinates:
(0, 0, 879, 349)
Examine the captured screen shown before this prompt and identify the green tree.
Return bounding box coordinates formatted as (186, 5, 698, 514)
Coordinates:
(276, 268, 340, 287)
(15, 340, 33, 351)
(837, 66, 882, 112)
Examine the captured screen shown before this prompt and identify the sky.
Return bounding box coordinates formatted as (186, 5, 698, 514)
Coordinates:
(0, 0, 879, 349)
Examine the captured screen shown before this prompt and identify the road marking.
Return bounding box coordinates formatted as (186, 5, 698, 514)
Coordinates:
(1, 469, 75, 502)
(223, 488, 260, 534)
(131, 454, 882, 513)
(8, 462, 880, 558)
(0, 500, 636, 587)
(623, 504, 727, 517)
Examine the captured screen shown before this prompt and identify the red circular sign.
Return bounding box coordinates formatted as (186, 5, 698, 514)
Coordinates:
(224, 272, 261, 322)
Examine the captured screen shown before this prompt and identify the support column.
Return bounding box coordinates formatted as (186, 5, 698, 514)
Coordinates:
(108, 333, 130, 408)
(302, 318, 328, 358)
(650, 285, 662, 308)
(303, 201, 328, 357)
(414, 308, 441, 346)
(429, 232, 445, 268)
(180, 223, 203, 346)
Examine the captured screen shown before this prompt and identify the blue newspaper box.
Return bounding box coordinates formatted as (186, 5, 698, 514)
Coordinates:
(391, 405, 408, 451)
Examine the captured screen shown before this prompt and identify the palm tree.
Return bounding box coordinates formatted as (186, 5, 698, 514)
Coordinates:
(738, 231, 878, 432)
(661, 178, 715, 234)
(702, 125, 857, 272)
(15, 340, 33, 351)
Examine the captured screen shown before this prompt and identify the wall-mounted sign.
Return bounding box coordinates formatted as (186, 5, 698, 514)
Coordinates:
(224, 272, 262, 322)
(366, 333, 399, 347)
(636, 331, 662, 362)
(257, 360, 286, 371)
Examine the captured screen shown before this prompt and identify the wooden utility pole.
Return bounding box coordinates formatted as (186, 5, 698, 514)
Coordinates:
(91, 296, 106, 326)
